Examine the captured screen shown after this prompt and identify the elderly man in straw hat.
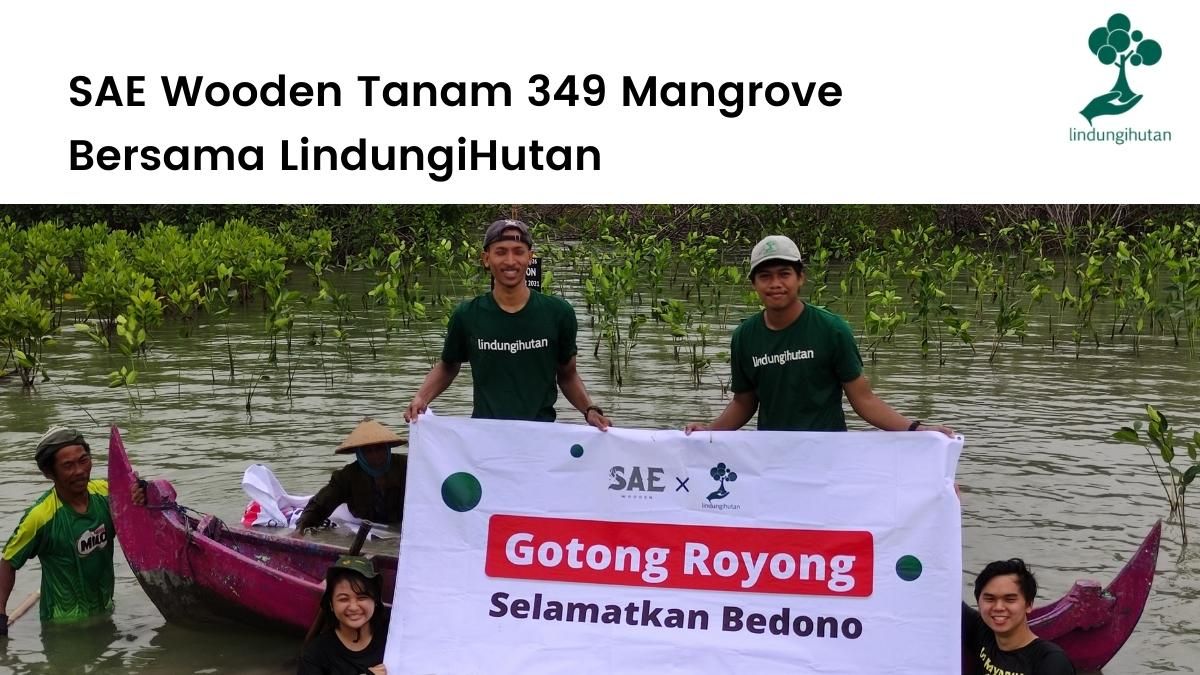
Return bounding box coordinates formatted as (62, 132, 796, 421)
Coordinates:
(294, 418, 408, 536)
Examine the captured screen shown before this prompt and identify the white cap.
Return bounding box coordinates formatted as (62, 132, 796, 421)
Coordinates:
(749, 235, 804, 277)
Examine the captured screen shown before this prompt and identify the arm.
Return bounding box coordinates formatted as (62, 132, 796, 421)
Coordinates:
(685, 390, 759, 433)
(557, 357, 609, 430)
(1, 558, 15, 632)
(843, 375, 955, 436)
(294, 469, 351, 535)
(404, 360, 461, 423)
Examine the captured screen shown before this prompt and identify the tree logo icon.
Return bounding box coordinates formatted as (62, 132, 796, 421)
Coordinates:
(1080, 13, 1162, 125)
(706, 462, 737, 502)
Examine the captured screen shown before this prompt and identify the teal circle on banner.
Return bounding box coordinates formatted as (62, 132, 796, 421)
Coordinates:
(896, 555, 923, 581)
(441, 472, 482, 512)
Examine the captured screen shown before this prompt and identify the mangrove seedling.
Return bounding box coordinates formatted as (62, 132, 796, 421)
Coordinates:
(1113, 405, 1199, 545)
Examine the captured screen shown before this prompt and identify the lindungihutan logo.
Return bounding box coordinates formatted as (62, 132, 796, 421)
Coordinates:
(1069, 13, 1171, 145)
(706, 462, 738, 502)
(1080, 13, 1162, 125)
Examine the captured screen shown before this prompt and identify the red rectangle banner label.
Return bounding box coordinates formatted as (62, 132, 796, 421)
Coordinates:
(485, 514, 873, 597)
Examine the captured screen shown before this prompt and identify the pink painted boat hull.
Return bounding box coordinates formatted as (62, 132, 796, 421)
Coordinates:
(108, 426, 397, 633)
(109, 426, 1159, 666)
(1025, 520, 1160, 671)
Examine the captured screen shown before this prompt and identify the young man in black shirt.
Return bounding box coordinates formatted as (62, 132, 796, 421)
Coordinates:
(963, 559, 1075, 675)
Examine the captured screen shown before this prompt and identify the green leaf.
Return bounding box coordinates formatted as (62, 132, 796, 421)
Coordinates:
(1112, 427, 1140, 443)
(125, 370, 138, 385)
(1161, 445, 1175, 464)
(13, 350, 32, 368)
(1182, 465, 1200, 487)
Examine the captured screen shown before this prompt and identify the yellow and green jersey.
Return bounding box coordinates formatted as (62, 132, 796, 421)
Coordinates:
(3, 480, 115, 622)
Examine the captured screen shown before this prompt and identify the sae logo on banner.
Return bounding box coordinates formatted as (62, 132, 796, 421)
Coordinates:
(1070, 12, 1172, 145)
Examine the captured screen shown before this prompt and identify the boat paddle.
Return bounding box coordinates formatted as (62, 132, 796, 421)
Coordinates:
(6, 591, 40, 627)
(302, 520, 373, 645)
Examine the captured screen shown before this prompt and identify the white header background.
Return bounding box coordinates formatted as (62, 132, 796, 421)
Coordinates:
(0, 1, 1195, 202)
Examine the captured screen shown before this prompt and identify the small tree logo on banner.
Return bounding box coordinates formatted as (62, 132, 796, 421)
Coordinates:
(1080, 13, 1162, 125)
(706, 463, 738, 502)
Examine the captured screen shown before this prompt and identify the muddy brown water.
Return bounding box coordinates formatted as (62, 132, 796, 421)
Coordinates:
(1, 267, 1197, 674)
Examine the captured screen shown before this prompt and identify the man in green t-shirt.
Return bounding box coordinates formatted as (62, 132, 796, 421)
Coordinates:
(686, 235, 954, 435)
(1, 427, 144, 629)
(405, 219, 611, 429)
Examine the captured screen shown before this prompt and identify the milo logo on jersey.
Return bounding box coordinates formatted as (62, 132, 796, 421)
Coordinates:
(751, 348, 815, 368)
(76, 523, 109, 556)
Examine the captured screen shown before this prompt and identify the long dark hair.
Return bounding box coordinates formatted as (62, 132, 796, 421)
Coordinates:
(304, 568, 388, 645)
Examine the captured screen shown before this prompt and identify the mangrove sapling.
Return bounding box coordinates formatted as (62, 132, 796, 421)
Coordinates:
(301, 228, 336, 286)
(804, 245, 833, 310)
(940, 305, 976, 363)
(652, 299, 690, 361)
(907, 267, 946, 360)
(1163, 256, 1200, 351)
(1, 290, 57, 387)
(863, 287, 905, 362)
(1019, 257, 1055, 349)
(582, 259, 634, 386)
(76, 243, 145, 336)
(108, 313, 147, 407)
(126, 286, 164, 355)
(263, 281, 300, 364)
(24, 257, 72, 330)
(1113, 405, 1200, 546)
(165, 280, 203, 337)
(199, 263, 241, 382)
(624, 313, 647, 368)
(1064, 255, 1109, 357)
(989, 291, 1028, 362)
(688, 323, 712, 388)
(969, 257, 999, 321)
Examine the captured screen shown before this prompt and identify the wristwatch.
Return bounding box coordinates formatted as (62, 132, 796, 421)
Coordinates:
(907, 420, 922, 431)
(585, 405, 604, 418)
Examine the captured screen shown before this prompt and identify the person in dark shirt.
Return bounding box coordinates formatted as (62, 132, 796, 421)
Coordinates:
(294, 418, 407, 536)
(404, 219, 610, 429)
(685, 235, 954, 435)
(963, 558, 1075, 675)
(299, 555, 388, 675)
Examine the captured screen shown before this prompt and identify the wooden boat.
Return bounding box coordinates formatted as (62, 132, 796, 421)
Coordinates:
(1026, 519, 1160, 671)
(108, 426, 398, 633)
(108, 426, 1159, 667)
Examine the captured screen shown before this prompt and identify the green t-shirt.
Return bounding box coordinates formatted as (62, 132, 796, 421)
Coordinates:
(3, 480, 115, 622)
(441, 291, 579, 421)
(730, 304, 864, 431)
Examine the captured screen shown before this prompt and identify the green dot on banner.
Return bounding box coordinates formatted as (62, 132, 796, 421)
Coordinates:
(570, 444, 584, 458)
(896, 555, 923, 581)
(441, 472, 482, 512)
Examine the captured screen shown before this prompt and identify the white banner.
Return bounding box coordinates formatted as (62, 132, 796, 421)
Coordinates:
(386, 415, 962, 674)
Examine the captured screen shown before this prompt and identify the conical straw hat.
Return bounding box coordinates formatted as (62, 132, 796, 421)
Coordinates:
(334, 417, 407, 454)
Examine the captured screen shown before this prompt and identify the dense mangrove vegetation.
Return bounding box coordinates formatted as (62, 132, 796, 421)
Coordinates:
(2, 206, 1199, 407)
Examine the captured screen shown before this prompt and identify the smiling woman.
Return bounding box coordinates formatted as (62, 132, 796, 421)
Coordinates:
(299, 556, 389, 675)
